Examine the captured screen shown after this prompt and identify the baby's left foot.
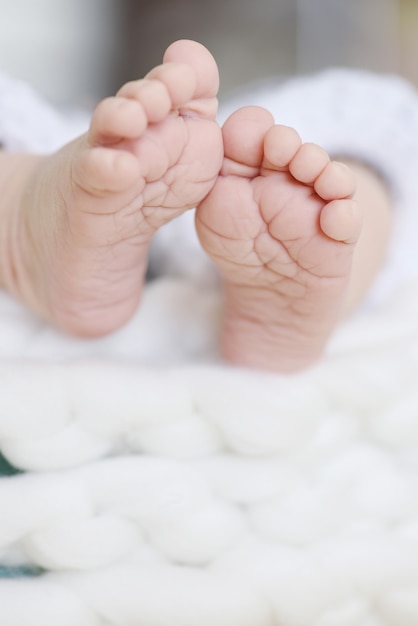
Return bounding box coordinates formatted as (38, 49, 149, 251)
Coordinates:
(3, 41, 222, 337)
(196, 107, 363, 372)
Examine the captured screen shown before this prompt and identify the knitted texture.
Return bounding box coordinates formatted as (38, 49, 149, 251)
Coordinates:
(0, 275, 418, 625)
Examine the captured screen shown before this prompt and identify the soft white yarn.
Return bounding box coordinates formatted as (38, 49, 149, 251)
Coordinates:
(0, 276, 418, 626)
(1, 69, 418, 625)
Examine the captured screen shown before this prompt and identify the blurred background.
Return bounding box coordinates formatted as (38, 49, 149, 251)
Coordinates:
(0, 0, 416, 108)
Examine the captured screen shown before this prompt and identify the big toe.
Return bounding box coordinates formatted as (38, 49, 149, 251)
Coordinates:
(163, 39, 220, 99)
(221, 106, 275, 175)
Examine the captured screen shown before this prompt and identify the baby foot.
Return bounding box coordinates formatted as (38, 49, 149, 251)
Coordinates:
(196, 106, 363, 372)
(15, 40, 223, 336)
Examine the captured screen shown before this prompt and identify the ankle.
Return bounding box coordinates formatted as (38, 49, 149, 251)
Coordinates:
(220, 284, 337, 372)
(221, 313, 326, 372)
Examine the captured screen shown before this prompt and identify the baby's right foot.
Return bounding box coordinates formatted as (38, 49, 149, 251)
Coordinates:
(196, 107, 363, 372)
(3, 40, 223, 336)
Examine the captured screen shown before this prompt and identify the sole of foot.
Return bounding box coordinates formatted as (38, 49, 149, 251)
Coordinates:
(196, 106, 362, 372)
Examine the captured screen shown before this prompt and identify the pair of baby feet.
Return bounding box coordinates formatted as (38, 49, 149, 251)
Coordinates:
(15, 40, 362, 372)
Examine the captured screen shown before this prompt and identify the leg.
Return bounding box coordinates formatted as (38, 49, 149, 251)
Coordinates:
(196, 107, 392, 372)
(339, 160, 392, 315)
(0, 40, 223, 336)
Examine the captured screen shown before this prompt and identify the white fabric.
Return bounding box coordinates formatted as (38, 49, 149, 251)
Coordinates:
(1, 277, 418, 626)
(1, 70, 418, 625)
(0, 72, 89, 152)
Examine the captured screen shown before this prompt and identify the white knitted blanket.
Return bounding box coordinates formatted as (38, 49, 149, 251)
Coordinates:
(2, 69, 418, 626)
(1, 274, 418, 626)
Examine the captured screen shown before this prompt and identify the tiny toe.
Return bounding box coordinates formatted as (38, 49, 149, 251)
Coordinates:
(89, 97, 147, 145)
(320, 198, 363, 244)
(263, 125, 302, 169)
(289, 143, 330, 184)
(222, 106, 275, 173)
(116, 79, 172, 123)
(314, 161, 356, 201)
(145, 62, 197, 108)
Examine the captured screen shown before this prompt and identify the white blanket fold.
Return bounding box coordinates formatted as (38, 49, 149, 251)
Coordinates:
(1, 276, 418, 626)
